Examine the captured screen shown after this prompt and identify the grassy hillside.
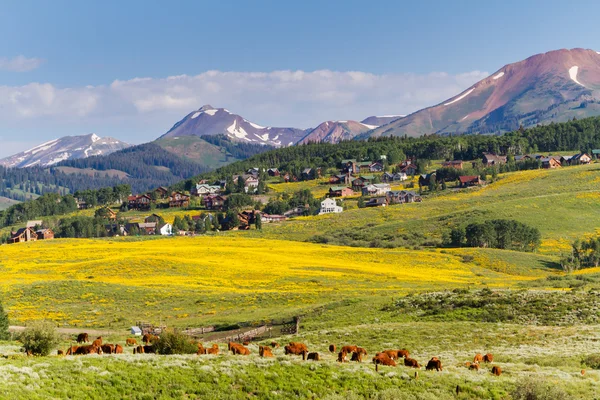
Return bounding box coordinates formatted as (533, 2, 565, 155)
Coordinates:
(0, 196, 19, 210)
(155, 136, 242, 168)
(251, 163, 600, 255)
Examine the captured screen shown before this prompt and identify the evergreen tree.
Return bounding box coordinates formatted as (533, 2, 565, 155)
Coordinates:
(0, 301, 9, 340)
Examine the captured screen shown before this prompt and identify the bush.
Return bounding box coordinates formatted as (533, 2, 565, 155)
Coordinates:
(153, 331, 198, 355)
(511, 377, 569, 400)
(0, 301, 9, 340)
(19, 321, 59, 356)
(582, 353, 600, 369)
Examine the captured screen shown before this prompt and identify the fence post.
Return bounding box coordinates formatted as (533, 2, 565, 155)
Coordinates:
(294, 316, 300, 334)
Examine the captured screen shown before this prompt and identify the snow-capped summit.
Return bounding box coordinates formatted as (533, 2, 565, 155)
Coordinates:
(0, 133, 131, 168)
(298, 120, 379, 144)
(159, 105, 306, 147)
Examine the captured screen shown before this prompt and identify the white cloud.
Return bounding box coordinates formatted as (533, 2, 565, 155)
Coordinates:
(0, 69, 489, 148)
(0, 55, 44, 72)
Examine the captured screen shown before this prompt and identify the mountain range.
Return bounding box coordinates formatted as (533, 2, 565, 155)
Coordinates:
(0, 134, 131, 168)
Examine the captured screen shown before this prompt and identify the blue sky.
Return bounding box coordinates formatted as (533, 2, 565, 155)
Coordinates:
(0, 0, 598, 157)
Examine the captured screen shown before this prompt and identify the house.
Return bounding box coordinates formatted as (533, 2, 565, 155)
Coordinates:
(318, 198, 343, 215)
(301, 167, 321, 180)
(418, 172, 436, 187)
(328, 186, 354, 197)
(130, 326, 142, 336)
(560, 155, 573, 165)
(369, 161, 384, 172)
(351, 175, 374, 189)
(382, 172, 408, 182)
(482, 152, 507, 166)
(169, 192, 190, 208)
(267, 168, 280, 177)
(386, 190, 422, 204)
(571, 153, 592, 164)
(128, 194, 152, 211)
(329, 174, 350, 185)
(284, 206, 307, 217)
(138, 222, 157, 234)
(261, 213, 287, 223)
(35, 228, 54, 240)
(356, 161, 373, 173)
(233, 174, 259, 193)
(366, 197, 388, 207)
(400, 163, 418, 176)
(541, 157, 562, 169)
(192, 183, 221, 196)
(204, 194, 226, 210)
(361, 183, 391, 196)
(157, 223, 173, 236)
(458, 175, 482, 188)
(76, 198, 92, 210)
(247, 167, 260, 177)
(340, 159, 358, 174)
(514, 155, 531, 162)
(442, 160, 464, 169)
(97, 207, 117, 221)
(213, 180, 227, 189)
(155, 186, 169, 199)
(592, 149, 600, 159)
(105, 224, 127, 237)
(26, 220, 43, 229)
(8, 228, 38, 244)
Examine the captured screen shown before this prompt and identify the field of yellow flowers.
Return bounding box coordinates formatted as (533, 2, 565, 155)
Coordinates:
(0, 236, 549, 328)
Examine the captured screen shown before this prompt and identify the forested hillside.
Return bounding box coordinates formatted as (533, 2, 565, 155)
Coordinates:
(183, 116, 600, 184)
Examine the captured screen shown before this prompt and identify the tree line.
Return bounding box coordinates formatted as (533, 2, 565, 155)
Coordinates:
(445, 219, 541, 252)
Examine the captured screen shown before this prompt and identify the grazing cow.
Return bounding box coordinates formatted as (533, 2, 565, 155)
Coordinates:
(337, 351, 348, 363)
(76, 333, 89, 344)
(65, 346, 78, 355)
(232, 345, 250, 355)
(101, 344, 115, 354)
(114, 344, 123, 354)
(404, 357, 420, 368)
(57, 350, 64, 356)
(142, 334, 157, 345)
(356, 347, 367, 356)
(92, 337, 103, 347)
(341, 345, 358, 354)
(398, 349, 410, 359)
(242, 341, 250, 346)
(133, 345, 144, 354)
(491, 366, 502, 376)
(259, 346, 274, 358)
(126, 338, 137, 346)
(473, 353, 483, 363)
(426, 357, 442, 371)
(382, 350, 399, 360)
(143, 345, 155, 354)
(207, 344, 219, 355)
(307, 352, 320, 361)
(329, 344, 336, 353)
(483, 353, 494, 363)
(469, 363, 480, 371)
(270, 342, 280, 348)
(228, 342, 241, 351)
(197, 343, 206, 355)
(284, 342, 308, 356)
(351, 352, 362, 362)
(372, 352, 396, 367)
(74, 345, 102, 355)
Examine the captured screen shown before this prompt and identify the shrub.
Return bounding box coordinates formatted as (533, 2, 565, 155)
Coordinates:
(582, 353, 600, 369)
(153, 331, 198, 355)
(19, 321, 59, 356)
(511, 377, 569, 400)
(0, 301, 8, 340)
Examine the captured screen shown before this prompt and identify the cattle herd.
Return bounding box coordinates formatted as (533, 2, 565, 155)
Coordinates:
(57, 333, 503, 376)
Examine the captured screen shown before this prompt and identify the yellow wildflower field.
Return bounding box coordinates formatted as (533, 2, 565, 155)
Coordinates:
(0, 236, 542, 327)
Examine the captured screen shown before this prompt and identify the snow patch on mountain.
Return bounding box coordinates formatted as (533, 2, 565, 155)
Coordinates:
(569, 66, 584, 87)
(444, 88, 474, 106)
(493, 72, 505, 80)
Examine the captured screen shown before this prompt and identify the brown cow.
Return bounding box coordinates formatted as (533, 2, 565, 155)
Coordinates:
(206, 344, 219, 355)
(469, 363, 480, 371)
(491, 365, 502, 376)
(143, 345, 155, 354)
(142, 333, 157, 345)
(337, 351, 348, 363)
(74, 345, 102, 355)
(126, 338, 137, 346)
(242, 341, 250, 346)
(483, 353, 494, 363)
(307, 352, 320, 361)
(425, 357, 442, 371)
(270, 342, 280, 348)
(65, 346, 78, 355)
(284, 342, 308, 356)
(404, 357, 420, 368)
(398, 349, 410, 359)
(92, 337, 103, 347)
(101, 344, 115, 354)
(351, 352, 362, 362)
(473, 353, 483, 363)
(259, 346, 274, 357)
(372, 352, 396, 367)
(232, 345, 250, 355)
(356, 347, 367, 356)
(76, 333, 89, 344)
(57, 350, 64, 356)
(329, 344, 336, 353)
(197, 343, 206, 355)
(133, 345, 144, 354)
(341, 345, 358, 354)
(114, 344, 123, 354)
(382, 350, 399, 360)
